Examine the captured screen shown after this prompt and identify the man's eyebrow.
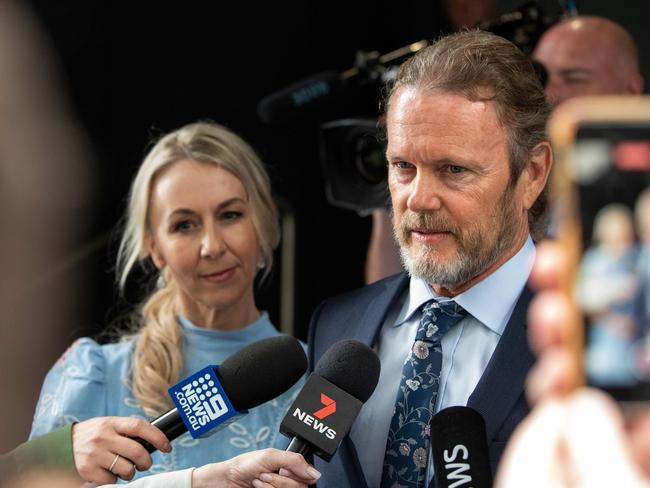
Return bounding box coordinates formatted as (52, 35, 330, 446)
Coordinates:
(558, 68, 591, 77)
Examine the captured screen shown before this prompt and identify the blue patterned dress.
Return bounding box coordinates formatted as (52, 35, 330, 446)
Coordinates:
(29, 313, 304, 482)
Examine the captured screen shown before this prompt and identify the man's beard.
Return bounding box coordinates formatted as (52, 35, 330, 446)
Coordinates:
(393, 190, 521, 288)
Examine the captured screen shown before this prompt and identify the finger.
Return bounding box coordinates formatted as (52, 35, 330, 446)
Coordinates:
(627, 411, 650, 476)
(528, 241, 564, 291)
(82, 450, 120, 485)
(256, 449, 321, 482)
(112, 417, 172, 453)
(494, 399, 566, 487)
(277, 467, 319, 485)
(527, 290, 572, 354)
(254, 473, 308, 488)
(526, 348, 575, 405)
(106, 436, 154, 471)
(87, 461, 118, 486)
(110, 454, 137, 481)
(566, 389, 650, 487)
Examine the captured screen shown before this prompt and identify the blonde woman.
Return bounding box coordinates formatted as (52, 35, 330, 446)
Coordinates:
(29, 122, 303, 483)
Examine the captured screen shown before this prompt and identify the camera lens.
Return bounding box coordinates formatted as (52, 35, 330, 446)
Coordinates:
(354, 133, 386, 185)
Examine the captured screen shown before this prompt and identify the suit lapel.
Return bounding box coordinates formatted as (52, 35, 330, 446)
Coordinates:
(467, 286, 535, 440)
(334, 273, 409, 488)
(350, 273, 409, 346)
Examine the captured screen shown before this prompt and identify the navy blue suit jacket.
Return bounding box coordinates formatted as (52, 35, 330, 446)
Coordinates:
(307, 272, 535, 488)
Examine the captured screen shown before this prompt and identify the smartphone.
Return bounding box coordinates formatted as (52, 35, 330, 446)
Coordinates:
(550, 96, 650, 401)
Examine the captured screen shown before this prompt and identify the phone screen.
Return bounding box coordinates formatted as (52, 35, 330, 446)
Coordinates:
(572, 122, 650, 400)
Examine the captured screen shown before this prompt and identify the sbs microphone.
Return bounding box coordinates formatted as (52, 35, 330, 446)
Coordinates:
(137, 335, 307, 453)
(431, 406, 493, 488)
(280, 339, 380, 461)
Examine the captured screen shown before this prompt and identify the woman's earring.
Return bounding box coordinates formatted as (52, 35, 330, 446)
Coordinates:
(156, 273, 166, 289)
(257, 258, 265, 270)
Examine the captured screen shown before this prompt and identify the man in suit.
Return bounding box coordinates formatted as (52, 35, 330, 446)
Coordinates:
(308, 30, 553, 488)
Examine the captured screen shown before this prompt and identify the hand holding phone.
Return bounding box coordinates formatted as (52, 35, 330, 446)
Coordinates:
(550, 96, 650, 402)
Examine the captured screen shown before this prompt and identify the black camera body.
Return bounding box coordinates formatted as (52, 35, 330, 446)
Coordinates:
(319, 118, 389, 215)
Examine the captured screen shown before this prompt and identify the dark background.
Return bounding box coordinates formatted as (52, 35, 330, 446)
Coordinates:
(23, 0, 650, 344)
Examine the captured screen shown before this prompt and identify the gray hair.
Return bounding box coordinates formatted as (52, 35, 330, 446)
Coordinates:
(384, 30, 552, 240)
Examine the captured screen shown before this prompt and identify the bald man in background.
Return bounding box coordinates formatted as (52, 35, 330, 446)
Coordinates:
(365, 15, 645, 285)
(533, 15, 644, 107)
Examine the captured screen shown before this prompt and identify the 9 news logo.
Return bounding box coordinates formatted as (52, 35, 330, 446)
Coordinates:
(168, 366, 237, 438)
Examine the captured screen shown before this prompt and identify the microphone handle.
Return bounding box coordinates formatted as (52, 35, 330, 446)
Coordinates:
(286, 436, 312, 457)
(135, 408, 186, 453)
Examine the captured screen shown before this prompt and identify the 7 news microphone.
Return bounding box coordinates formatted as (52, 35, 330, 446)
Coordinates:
(136, 335, 307, 452)
(279, 339, 380, 461)
(431, 406, 493, 488)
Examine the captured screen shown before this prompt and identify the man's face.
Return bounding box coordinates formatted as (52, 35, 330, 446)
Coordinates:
(386, 87, 530, 294)
(533, 22, 630, 106)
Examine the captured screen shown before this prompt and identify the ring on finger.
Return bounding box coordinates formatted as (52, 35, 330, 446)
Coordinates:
(108, 453, 120, 474)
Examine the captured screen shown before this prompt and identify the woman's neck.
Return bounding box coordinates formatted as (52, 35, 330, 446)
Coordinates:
(178, 294, 260, 331)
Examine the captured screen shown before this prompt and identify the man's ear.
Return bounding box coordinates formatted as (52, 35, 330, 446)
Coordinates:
(521, 141, 553, 210)
(625, 72, 644, 95)
(145, 232, 165, 270)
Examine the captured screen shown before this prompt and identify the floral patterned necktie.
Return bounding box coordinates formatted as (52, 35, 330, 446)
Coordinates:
(381, 300, 468, 488)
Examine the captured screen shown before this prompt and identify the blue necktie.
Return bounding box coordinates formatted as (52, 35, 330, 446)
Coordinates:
(381, 300, 468, 488)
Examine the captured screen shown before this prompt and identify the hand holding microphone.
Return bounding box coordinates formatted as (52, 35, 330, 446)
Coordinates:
(137, 335, 307, 452)
(89, 335, 306, 484)
(71, 416, 171, 484)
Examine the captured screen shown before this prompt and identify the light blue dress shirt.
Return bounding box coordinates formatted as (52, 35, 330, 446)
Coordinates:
(350, 236, 536, 488)
(29, 312, 304, 482)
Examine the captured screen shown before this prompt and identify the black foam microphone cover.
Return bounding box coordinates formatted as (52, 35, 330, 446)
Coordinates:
(315, 339, 380, 402)
(218, 335, 308, 410)
(431, 406, 493, 488)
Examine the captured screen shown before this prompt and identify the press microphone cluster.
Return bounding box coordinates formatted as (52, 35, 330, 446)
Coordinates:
(431, 406, 493, 488)
(137, 335, 308, 452)
(280, 339, 380, 461)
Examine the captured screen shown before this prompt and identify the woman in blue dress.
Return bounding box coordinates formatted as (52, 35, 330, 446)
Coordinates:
(29, 122, 303, 484)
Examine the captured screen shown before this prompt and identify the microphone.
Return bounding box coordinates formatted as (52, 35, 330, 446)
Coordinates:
(137, 335, 307, 453)
(279, 339, 380, 461)
(257, 71, 348, 124)
(258, 41, 428, 124)
(431, 406, 493, 488)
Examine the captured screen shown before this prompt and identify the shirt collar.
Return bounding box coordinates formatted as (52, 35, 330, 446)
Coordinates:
(393, 236, 536, 336)
(178, 311, 277, 348)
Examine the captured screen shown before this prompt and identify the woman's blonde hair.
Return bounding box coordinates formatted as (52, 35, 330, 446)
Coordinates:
(116, 121, 280, 416)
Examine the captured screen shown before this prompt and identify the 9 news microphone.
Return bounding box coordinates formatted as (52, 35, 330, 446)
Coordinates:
(279, 339, 380, 461)
(137, 335, 307, 452)
(431, 406, 493, 488)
